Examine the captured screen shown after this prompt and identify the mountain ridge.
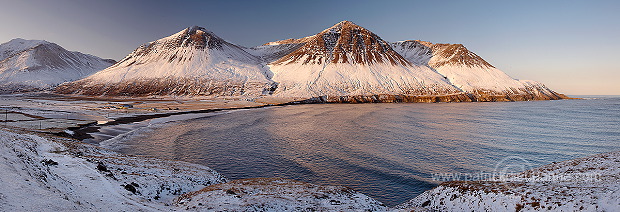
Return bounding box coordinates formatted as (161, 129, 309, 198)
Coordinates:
(54, 21, 567, 102)
(391, 39, 566, 101)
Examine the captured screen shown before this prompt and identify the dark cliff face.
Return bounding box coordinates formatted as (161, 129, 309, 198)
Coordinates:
(271, 21, 410, 66)
(427, 43, 494, 68)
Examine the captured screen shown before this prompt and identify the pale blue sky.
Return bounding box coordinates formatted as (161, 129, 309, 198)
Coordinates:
(1, 0, 618, 95)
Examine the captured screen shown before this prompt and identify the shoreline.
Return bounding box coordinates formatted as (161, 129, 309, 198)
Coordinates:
(62, 103, 293, 141)
(2, 127, 617, 211)
(1, 93, 616, 211)
(59, 93, 575, 142)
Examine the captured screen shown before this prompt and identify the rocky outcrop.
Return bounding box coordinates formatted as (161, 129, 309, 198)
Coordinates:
(296, 93, 474, 103)
(174, 178, 388, 211)
(56, 77, 274, 97)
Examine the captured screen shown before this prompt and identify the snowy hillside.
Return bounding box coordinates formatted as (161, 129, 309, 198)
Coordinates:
(0, 128, 390, 211)
(392, 40, 566, 101)
(0, 129, 227, 211)
(57, 26, 275, 96)
(266, 21, 461, 99)
(0, 38, 115, 93)
(398, 151, 620, 211)
(175, 178, 388, 211)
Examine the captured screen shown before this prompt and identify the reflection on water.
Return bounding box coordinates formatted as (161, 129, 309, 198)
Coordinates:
(107, 97, 620, 206)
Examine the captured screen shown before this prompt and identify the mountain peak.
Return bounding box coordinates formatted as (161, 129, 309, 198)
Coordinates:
(1, 38, 52, 61)
(6, 38, 49, 46)
(2, 38, 50, 51)
(187, 26, 205, 34)
(337, 20, 355, 25)
(322, 20, 367, 34)
(112, 26, 259, 69)
(271, 21, 410, 66)
(155, 26, 224, 50)
(327, 20, 357, 29)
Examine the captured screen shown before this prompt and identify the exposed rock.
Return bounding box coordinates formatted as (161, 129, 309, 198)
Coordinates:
(174, 178, 388, 211)
(271, 21, 410, 66)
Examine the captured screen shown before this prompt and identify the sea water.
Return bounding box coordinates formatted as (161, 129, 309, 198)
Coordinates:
(100, 96, 620, 206)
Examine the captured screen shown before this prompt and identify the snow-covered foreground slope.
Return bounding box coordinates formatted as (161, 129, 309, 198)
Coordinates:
(0, 38, 115, 93)
(57, 26, 275, 96)
(0, 129, 390, 211)
(392, 40, 566, 101)
(176, 178, 388, 211)
(0, 129, 226, 211)
(397, 151, 620, 211)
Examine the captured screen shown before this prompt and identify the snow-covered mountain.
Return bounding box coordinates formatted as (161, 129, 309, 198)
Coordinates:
(392, 40, 566, 101)
(264, 21, 462, 100)
(57, 26, 275, 96)
(0, 38, 115, 93)
(56, 22, 566, 102)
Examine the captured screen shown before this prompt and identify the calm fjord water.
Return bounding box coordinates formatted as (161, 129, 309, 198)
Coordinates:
(108, 97, 620, 206)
